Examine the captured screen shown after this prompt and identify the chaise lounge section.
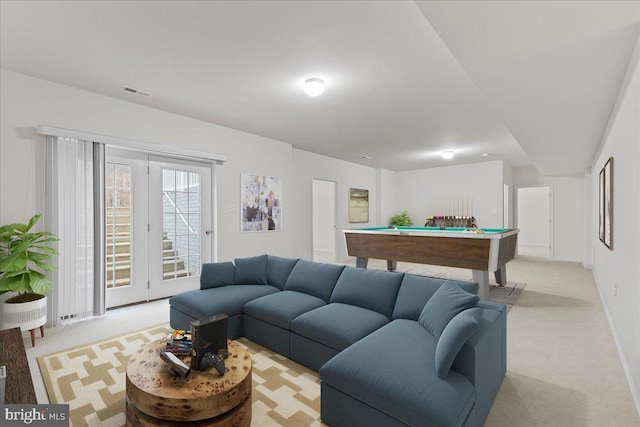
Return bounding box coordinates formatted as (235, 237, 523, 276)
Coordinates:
(169, 254, 507, 427)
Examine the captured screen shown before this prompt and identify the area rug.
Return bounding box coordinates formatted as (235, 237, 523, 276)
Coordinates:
(38, 326, 324, 427)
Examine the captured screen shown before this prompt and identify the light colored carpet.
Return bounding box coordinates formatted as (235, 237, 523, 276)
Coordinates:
(38, 328, 324, 427)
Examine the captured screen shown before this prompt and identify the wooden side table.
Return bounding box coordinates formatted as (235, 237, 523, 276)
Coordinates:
(0, 327, 37, 404)
(125, 339, 252, 426)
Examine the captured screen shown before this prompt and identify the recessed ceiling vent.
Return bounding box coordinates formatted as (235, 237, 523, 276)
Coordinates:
(122, 87, 151, 97)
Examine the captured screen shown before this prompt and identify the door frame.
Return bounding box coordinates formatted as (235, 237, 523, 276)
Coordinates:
(515, 184, 554, 259)
(311, 178, 338, 263)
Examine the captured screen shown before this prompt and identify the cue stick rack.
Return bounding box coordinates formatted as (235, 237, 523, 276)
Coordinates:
(424, 216, 476, 228)
(426, 193, 476, 228)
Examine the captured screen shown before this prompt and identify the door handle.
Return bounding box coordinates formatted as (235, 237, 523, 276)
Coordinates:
(205, 229, 212, 236)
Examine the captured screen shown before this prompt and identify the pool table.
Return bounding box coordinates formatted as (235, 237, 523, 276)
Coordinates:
(343, 226, 519, 299)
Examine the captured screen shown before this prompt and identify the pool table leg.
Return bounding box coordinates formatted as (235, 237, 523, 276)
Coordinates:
(356, 257, 369, 269)
(472, 270, 490, 300)
(387, 260, 397, 271)
(494, 266, 507, 287)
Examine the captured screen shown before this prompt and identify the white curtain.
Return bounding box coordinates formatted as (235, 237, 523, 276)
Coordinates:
(46, 136, 105, 326)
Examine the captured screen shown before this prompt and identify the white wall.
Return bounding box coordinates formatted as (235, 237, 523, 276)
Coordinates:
(292, 149, 378, 261)
(0, 69, 293, 262)
(376, 168, 399, 227)
(396, 160, 505, 228)
(591, 34, 640, 413)
(513, 166, 584, 262)
(312, 179, 336, 254)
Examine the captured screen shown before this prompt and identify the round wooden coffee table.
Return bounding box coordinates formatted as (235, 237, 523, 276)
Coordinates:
(125, 339, 252, 426)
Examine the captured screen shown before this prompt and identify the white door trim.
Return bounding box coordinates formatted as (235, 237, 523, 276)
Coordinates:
(311, 178, 338, 263)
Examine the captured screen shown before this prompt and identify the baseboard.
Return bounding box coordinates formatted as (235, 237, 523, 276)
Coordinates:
(592, 269, 640, 418)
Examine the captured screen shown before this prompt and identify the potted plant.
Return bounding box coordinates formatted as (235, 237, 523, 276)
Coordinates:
(0, 214, 58, 345)
(389, 211, 413, 227)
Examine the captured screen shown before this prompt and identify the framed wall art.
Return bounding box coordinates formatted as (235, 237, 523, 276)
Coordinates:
(599, 157, 613, 249)
(348, 188, 369, 223)
(241, 174, 282, 232)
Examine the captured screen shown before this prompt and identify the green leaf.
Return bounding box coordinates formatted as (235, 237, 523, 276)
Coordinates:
(0, 273, 29, 293)
(31, 246, 59, 255)
(6, 222, 28, 233)
(31, 260, 57, 271)
(28, 270, 52, 294)
(0, 251, 28, 272)
(26, 214, 42, 232)
(27, 251, 53, 262)
(31, 236, 59, 244)
(0, 269, 28, 279)
(9, 239, 31, 253)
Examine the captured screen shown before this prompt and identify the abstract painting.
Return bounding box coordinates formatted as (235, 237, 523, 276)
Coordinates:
(241, 174, 282, 232)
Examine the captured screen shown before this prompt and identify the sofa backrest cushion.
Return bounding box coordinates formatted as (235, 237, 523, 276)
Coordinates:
(233, 254, 268, 285)
(418, 281, 480, 339)
(200, 262, 235, 289)
(393, 275, 479, 321)
(435, 308, 481, 379)
(330, 267, 404, 318)
(267, 255, 300, 290)
(284, 260, 345, 302)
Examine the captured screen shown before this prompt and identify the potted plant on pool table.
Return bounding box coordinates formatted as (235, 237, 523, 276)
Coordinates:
(0, 214, 58, 346)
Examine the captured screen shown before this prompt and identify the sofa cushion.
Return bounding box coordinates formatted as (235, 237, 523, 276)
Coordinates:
(243, 290, 326, 329)
(284, 260, 345, 302)
(291, 303, 390, 351)
(329, 267, 403, 318)
(418, 282, 480, 340)
(436, 308, 482, 379)
(169, 284, 279, 319)
(234, 254, 268, 285)
(267, 255, 299, 290)
(200, 262, 235, 289)
(393, 276, 479, 321)
(320, 319, 474, 427)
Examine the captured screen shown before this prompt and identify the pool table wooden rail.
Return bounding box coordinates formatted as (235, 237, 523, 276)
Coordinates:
(343, 228, 518, 300)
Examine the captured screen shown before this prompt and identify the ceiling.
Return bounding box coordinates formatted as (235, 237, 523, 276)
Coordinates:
(1, 1, 639, 175)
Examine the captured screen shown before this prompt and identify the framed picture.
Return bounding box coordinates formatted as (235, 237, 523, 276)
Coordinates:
(599, 157, 613, 249)
(241, 174, 282, 232)
(349, 188, 369, 223)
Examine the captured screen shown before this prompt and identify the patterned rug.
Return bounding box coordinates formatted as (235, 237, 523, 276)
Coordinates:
(38, 326, 324, 427)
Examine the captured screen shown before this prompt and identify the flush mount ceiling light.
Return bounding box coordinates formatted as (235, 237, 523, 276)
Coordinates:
(303, 78, 325, 97)
(441, 150, 454, 160)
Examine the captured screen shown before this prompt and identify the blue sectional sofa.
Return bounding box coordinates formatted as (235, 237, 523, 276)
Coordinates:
(169, 254, 507, 427)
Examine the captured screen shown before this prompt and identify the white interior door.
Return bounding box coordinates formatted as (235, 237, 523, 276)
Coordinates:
(312, 179, 337, 263)
(105, 148, 149, 308)
(517, 186, 551, 258)
(148, 156, 212, 300)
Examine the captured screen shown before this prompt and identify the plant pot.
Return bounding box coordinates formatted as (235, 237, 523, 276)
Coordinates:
(1, 294, 47, 332)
